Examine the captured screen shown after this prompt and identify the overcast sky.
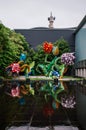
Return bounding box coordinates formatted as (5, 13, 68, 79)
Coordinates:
(0, 0, 86, 29)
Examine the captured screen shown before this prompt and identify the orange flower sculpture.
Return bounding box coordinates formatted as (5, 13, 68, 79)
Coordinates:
(43, 41, 53, 53)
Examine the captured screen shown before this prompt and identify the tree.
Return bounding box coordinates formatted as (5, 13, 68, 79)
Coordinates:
(0, 24, 31, 76)
(54, 38, 70, 56)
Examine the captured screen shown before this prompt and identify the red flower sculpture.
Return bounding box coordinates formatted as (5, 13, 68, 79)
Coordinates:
(43, 41, 53, 53)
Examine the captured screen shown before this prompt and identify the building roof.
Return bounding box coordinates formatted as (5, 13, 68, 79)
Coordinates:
(15, 27, 75, 51)
(74, 15, 86, 34)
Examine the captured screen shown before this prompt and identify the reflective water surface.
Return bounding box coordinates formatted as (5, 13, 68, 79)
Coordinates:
(0, 79, 86, 130)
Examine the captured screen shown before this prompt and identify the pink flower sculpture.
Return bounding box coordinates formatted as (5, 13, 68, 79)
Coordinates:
(10, 63, 20, 73)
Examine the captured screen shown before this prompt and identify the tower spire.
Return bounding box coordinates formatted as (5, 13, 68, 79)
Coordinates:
(48, 12, 55, 29)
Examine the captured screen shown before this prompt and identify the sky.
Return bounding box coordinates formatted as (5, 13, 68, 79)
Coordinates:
(0, 0, 86, 29)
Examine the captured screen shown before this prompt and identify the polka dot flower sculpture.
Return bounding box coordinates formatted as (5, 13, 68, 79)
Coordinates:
(61, 53, 75, 66)
(43, 41, 53, 53)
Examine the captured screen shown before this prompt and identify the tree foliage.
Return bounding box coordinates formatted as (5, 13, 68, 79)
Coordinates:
(0, 24, 32, 76)
(54, 38, 70, 55)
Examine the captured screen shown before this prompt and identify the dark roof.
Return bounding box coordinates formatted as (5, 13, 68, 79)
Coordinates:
(15, 28, 75, 51)
(74, 15, 86, 34)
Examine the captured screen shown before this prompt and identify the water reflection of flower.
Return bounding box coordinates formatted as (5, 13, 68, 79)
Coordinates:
(43, 103, 54, 117)
(11, 86, 20, 97)
(61, 94, 76, 108)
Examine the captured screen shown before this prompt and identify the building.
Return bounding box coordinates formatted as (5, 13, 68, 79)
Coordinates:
(15, 27, 75, 52)
(74, 15, 86, 77)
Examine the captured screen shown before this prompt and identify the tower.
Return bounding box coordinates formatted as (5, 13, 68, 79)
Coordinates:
(48, 12, 55, 29)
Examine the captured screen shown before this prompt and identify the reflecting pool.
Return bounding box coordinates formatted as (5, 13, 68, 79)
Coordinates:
(0, 79, 86, 130)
